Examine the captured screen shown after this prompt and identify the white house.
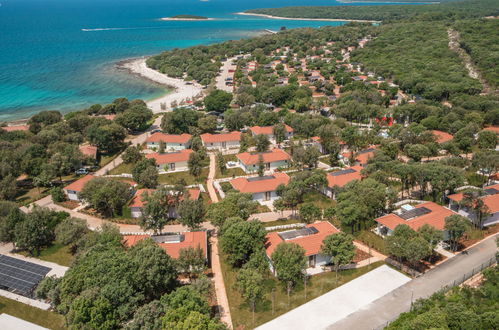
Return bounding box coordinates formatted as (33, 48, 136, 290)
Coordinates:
(145, 133, 192, 151)
(230, 173, 290, 205)
(265, 221, 340, 274)
(63, 175, 95, 201)
(200, 132, 241, 151)
(128, 188, 201, 219)
(145, 149, 193, 172)
(237, 148, 291, 173)
(447, 184, 499, 227)
(249, 124, 293, 141)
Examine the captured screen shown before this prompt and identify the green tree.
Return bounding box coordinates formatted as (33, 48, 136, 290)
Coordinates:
(404, 144, 430, 162)
(207, 192, 258, 227)
(122, 145, 143, 164)
(125, 300, 164, 330)
(140, 188, 177, 234)
(0, 208, 26, 243)
(255, 134, 270, 152)
(236, 268, 265, 323)
(54, 217, 88, 246)
(50, 186, 66, 203)
(15, 213, 54, 255)
(273, 123, 287, 145)
(444, 215, 469, 252)
(216, 151, 226, 175)
(271, 243, 307, 290)
(176, 247, 207, 280)
(460, 190, 491, 228)
(477, 130, 497, 150)
(87, 122, 126, 153)
(188, 151, 205, 177)
(197, 115, 218, 133)
(299, 203, 322, 224)
(161, 108, 200, 134)
(115, 105, 153, 132)
(220, 220, 266, 267)
(79, 177, 132, 217)
(321, 232, 355, 280)
(417, 224, 442, 250)
(0, 175, 17, 200)
(132, 158, 158, 188)
(204, 89, 233, 112)
(177, 199, 205, 230)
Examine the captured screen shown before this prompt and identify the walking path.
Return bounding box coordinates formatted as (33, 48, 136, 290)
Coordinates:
(329, 233, 498, 330)
(207, 153, 219, 203)
(0, 289, 51, 310)
(210, 236, 232, 328)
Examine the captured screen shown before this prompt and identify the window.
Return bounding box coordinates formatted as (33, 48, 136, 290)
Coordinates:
(265, 163, 270, 170)
(170, 163, 175, 171)
(222, 142, 227, 148)
(264, 191, 271, 201)
(308, 255, 316, 267)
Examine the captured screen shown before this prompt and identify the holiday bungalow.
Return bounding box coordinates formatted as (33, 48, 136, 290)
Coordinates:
(146, 133, 192, 151)
(63, 175, 95, 201)
(310, 137, 348, 154)
(128, 188, 201, 219)
(342, 146, 377, 166)
(230, 173, 290, 205)
(145, 149, 193, 172)
(123, 230, 208, 260)
(323, 166, 363, 199)
(200, 132, 241, 151)
(374, 201, 458, 239)
(265, 221, 340, 274)
(249, 124, 293, 141)
(447, 184, 499, 227)
(237, 148, 291, 173)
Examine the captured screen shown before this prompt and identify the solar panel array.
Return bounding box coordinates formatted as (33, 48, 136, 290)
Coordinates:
(358, 148, 376, 155)
(153, 234, 184, 244)
(399, 207, 432, 220)
(279, 226, 319, 240)
(247, 175, 275, 182)
(484, 188, 499, 195)
(0, 254, 51, 297)
(330, 168, 356, 177)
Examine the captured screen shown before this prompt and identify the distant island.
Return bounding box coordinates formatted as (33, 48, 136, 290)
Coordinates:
(161, 15, 211, 21)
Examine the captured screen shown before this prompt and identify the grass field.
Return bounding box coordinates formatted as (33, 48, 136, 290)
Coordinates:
(221, 250, 384, 328)
(354, 230, 387, 255)
(108, 162, 134, 175)
(0, 296, 66, 330)
(215, 154, 246, 179)
(300, 191, 336, 209)
(20, 244, 73, 267)
(158, 168, 209, 185)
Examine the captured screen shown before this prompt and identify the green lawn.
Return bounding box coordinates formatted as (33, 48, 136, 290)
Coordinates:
(300, 191, 336, 209)
(15, 186, 49, 205)
(98, 150, 122, 167)
(0, 296, 66, 330)
(108, 162, 134, 175)
(261, 217, 302, 228)
(158, 168, 209, 185)
(221, 250, 384, 328)
(215, 155, 245, 179)
(354, 230, 387, 255)
(20, 244, 73, 267)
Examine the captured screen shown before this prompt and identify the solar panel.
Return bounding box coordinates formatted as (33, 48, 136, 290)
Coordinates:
(0, 254, 51, 297)
(399, 207, 432, 220)
(247, 175, 275, 182)
(358, 148, 375, 155)
(278, 226, 319, 240)
(330, 168, 356, 177)
(484, 188, 499, 195)
(153, 234, 184, 244)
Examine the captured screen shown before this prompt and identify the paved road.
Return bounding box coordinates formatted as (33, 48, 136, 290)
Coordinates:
(329, 233, 498, 330)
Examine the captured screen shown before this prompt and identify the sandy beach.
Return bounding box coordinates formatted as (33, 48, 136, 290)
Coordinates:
(120, 58, 204, 113)
(236, 12, 381, 23)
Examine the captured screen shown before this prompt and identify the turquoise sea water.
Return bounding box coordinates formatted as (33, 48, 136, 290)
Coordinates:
(0, 0, 415, 120)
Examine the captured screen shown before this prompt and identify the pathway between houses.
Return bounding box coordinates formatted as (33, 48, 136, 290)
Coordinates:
(209, 236, 233, 328)
(207, 153, 219, 203)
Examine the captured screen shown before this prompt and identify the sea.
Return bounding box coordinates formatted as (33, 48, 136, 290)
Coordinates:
(0, 0, 418, 120)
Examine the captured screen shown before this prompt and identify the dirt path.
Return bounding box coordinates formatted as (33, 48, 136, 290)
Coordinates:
(207, 153, 219, 203)
(447, 28, 491, 94)
(210, 236, 233, 328)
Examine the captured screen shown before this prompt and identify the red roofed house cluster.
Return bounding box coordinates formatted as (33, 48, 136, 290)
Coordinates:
(374, 201, 459, 239)
(129, 188, 201, 218)
(146, 149, 193, 172)
(249, 124, 293, 141)
(123, 231, 208, 260)
(146, 133, 192, 151)
(447, 184, 499, 227)
(237, 148, 291, 173)
(200, 131, 241, 151)
(230, 172, 290, 205)
(265, 221, 340, 274)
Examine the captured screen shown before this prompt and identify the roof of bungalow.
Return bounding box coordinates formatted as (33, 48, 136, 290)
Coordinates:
(342, 146, 377, 165)
(63, 175, 96, 192)
(237, 148, 291, 166)
(249, 124, 293, 136)
(265, 221, 339, 257)
(447, 184, 499, 214)
(129, 188, 201, 208)
(483, 126, 499, 135)
(145, 149, 193, 164)
(230, 173, 290, 194)
(200, 131, 241, 143)
(146, 133, 192, 144)
(327, 166, 363, 188)
(123, 231, 208, 259)
(431, 130, 453, 144)
(375, 201, 458, 231)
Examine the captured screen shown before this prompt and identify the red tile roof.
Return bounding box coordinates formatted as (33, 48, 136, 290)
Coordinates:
(249, 124, 293, 136)
(342, 146, 377, 165)
(375, 201, 458, 231)
(327, 166, 363, 188)
(123, 231, 208, 259)
(237, 148, 291, 166)
(129, 188, 201, 208)
(230, 173, 290, 194)
(265, 221, 340, 257)
(1, 125, 29, 132)
(448, 184, 499, 214)
(63, 175, 96, 192)
(79, 145, 97, 158)
(483, 126, 499, 135)
(431, 130, 453, 144)
(200, 131, 241, 143)
(145, 149, 193, 164)
(146, 133, 192, 144)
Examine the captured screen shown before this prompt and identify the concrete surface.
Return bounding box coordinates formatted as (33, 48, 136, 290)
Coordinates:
(257, 265, 410, 330)
(0, 314, 48, 329)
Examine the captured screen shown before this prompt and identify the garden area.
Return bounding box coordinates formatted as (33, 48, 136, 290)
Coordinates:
(0, 296, 65, 330)
(215, 154, 246, 179)
(20, 243, 74, 267)
(158, 168, 209, 185)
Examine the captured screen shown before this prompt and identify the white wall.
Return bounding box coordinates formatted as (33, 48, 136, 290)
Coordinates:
(130, 207, 142, 218)
(147, 142, 189, 151)
(156, 160, 189, 172)
(252, 191, 280, 204)
(204, 140, 240, 151)
(64, 190, 79, 202)
(240, 160, 289, 173)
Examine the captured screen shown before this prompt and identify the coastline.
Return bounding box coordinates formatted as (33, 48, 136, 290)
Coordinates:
(160, 17, 215, 21)
(118, 57, 204, 113)
(236, 12, 381, 23)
